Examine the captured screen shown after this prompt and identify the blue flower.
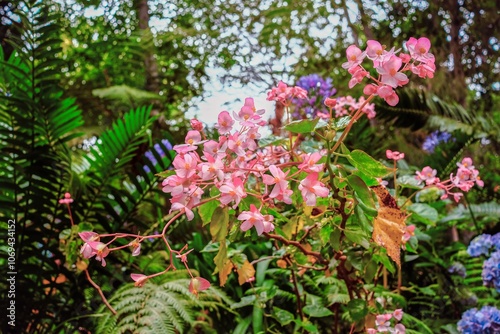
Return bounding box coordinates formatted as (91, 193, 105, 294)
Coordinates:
(491, 233, 500, 250)
(422, 130, 453, 153)
(482, 250, 500, 293)
(293, 74, 337, 118)
(467, 234, 493, 257)
(458, 306, 500, 334)
(448, 262, 467, 278)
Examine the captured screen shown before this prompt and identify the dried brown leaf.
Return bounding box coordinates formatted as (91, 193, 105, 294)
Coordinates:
(371, 186, 407, 268)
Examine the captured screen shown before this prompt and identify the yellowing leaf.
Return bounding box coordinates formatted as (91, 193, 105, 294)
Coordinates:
(371, 186, 407, 268)
(237, 260, 256, 285)
(210, 206, 228, 242)
(219, 259, 234, 287)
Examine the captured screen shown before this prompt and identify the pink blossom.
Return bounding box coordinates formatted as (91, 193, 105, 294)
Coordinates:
(215, 111, 234, 134)
(131, 273, 148, 287)
(457, 157, 474, 170)
(348, 66, 369, 88)
(298, 152, 324, 173)
(262, 165, 289, 199)
(377, 85, 400, 106)
(365, 40, 385, 61)
(386, 150, 405, 161)
(129, 239, 141, 256)
(170, 201, 195, 221)
(393, 309, 404, 321)
(189, 277, 211, 296)
(238, 204, 266, 235)
(172, 152, 198, 179)
(59, 192, 73, 204)
(416, 166, 439, 185)
(367, 329, 378, 334)
(363, 84, 378, 96)
(406, 37, 434, 63)
(162, 174, 189, 197)
(376, 55, 409, 88)
(227, 132, 247, 156)
(79, 232, 100, 259)
(267, 81, 292, 103)
(394, 323, 406, 334)
(298, 173, 330, 206)
(198, 155, 224, 181)
(86, 241, 110, 267)
(342, 45, 366, 70)
(219, 177, 246, 207)
(292, 86, 308, 99)
(173, 130, 203, 153)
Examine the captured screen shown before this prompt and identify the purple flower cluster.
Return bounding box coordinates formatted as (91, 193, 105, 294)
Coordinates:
(449, 262, 467, 278)
(292, 74, 337, 118)
(467, 233, 500, 293)
(422, 130, 454, 153)
(457, 306, 500, 334)
(144, 139, 173, 173)
(467, 234, 493, 257)
(482, 250, 500, 292)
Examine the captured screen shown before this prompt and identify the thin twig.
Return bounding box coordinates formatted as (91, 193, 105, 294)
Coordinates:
(85, 269, 117, 315)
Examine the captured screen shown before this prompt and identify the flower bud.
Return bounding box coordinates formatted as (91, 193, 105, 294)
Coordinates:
(324, 97, 337, 108)
(190, 118, 203, 131)
(325, 129, 336, 142)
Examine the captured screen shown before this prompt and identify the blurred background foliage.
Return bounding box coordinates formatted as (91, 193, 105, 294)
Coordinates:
(0, 0, 498, 332)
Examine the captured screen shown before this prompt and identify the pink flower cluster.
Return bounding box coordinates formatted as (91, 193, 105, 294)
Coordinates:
(266, 81, 309, 105)
(161, 98, 330, 236)
(343, 37, 435, 106)
(415, 157, 483, 202)
(331, 96, 376, 119)
(367, 309, 405, 333)
(79, 232, 110, 267)
(386, 150, 405, 161)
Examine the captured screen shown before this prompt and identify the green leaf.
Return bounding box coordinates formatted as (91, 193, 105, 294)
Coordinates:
(199, 200, 219, 227)
(330, 228, 341, 251)
(397, 175, 424, 190)
(407, 203, 438, 226)
(284, 118, 320, 134)
(373, 252, 396, 274)
(332, 116, 351, 130)
(273, 307, 295, 326)
(303, 304, 333, 318)
(347, 150, 390, 178)
(213, 241, 228, 275)
(320, 224, 333, 245)
(210, 206, 229, 242)
(347, 299, 368, 322)
(344, 227, 370, 249)
(347, 175, 376, 214)
(231, 295, 256, 309)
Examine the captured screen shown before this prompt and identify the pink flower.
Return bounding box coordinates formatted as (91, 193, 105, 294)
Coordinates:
(129, 239, 141, 256)
(365, 40, 385, 61)
(170, 201, 195, 221)
(79, 232, 100, 258)
(262, 165, 289, 199)
(386, 150, 405, 161)
(394, 323, 406, 334)
(233, 98, 265, 128)
(377, 85, 400, 106)
(238, 204, 266, 235)
(267, 81, 292, 103)
(189, 277, 211, 296)
(227, 132, 247, 156)
(173, 130, 203, 153)
(162, 174, 189, 197)
(298, 152, 324, 173)
(215, 111, 234, 134)
(376, 55, 409, 88)
(198, 155, 224, 181)
(190, 118, 203, 131)
(298, 173, 330, 206)
(292, 86, 308, 99)
(342, 45, 365, 70)
(457, 157, 474, 170)
(348, 66, 369, 88)
(86, 241, 110, 267)
(172, 152, 198, 179)
(367, 329, 377, 334)
(59, 192, 73, 204)
(405, 37, 434, 63)
(393, 309, 404, 321)
(131, 273, 148, 287)
(375, 313, 393, 331)
(219, 177, 246, 207)
(416, 166, 439, 185)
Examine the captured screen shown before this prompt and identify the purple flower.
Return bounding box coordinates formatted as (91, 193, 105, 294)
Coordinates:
(448, 262, 467, 278)
(457, 306, 500, 334)
(144, 139, 173, 173)
(422, 130, 454, 153)
(292, 74, 337, 118)
(482, 250, 500, 293)
(467, 234, 493, 257)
